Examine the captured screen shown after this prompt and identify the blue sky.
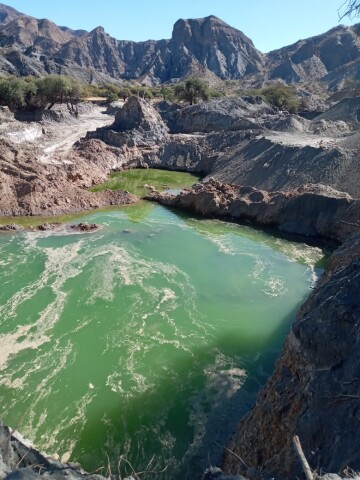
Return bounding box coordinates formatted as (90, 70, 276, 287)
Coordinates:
(3, 0, 358, 52)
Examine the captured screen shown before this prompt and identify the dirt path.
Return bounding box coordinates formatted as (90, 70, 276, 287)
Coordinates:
(37, 106, 114, 164)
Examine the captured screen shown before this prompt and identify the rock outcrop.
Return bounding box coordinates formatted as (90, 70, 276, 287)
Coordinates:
(0, 134, 138, 216)
(146, 179, 360, 243)
(266, 24, 360, 88)
(0, 423, 106, 480)
(84, 96, 360, 199)
(87, 96, 168, 148)
(222, 232, 360, 477)
(157, 96, 276, 134)
(208, 133, 360, 198)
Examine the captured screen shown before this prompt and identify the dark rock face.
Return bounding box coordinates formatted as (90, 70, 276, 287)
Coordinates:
(222, 232, 360, 477)
(55, 16, 264, 83)
(209, 135, 360, 198)
(314, 96, 360, 127)
(169, 16, 264, 80)
(113, 96, 168, 136)
(157, 96, 275, 134)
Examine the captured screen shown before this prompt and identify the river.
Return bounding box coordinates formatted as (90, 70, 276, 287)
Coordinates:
(0, 178, 324, 478)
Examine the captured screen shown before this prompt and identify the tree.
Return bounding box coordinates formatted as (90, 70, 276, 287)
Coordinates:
(261, 83, 301, 113)
(339, 0, 360, 18)
(106, 91, 119, 103)
(174, 77, 209, 105)
(35, 75, 82, 110)
(0, 77, 37, 111)
(118, 87, 131, 101)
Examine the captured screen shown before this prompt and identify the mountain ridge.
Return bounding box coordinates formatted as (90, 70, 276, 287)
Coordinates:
(0, 3, 358, 88)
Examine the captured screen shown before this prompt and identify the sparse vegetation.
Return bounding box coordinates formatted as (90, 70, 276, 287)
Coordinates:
(239, 82, 302, 113)
(343, 78, 360, 97)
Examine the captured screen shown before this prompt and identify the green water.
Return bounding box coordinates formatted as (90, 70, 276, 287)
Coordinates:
(90, 168, 200, 196)
(0, 201, 324, 479)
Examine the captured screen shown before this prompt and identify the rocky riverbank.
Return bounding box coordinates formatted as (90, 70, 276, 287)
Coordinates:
(146, 179, 360, 243)
(145, 179, 360, 476)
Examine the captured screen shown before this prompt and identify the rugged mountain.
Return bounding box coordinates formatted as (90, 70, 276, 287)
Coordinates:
(168, 16, 264, 80)
(55, 15, 264, 83)
(0, 5, 264, 83)
(266, 24, 360, 87)
(0, 4, 86, 55)
(0, 2, 359, 88)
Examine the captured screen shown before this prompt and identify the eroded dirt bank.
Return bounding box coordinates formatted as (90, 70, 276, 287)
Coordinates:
(0, 104, 137, 216)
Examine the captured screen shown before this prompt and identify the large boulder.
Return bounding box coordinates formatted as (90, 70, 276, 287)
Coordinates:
(87, 96, 169, 148)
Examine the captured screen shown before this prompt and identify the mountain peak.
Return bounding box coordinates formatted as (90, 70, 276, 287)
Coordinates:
(0, 2, 22, 25)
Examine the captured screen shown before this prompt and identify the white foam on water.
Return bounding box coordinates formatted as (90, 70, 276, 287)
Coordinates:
(274, 239, 323, 266)
(206, 234, 236, 255)
(249, 255, 271, 281)
(0, 232, 110, 370)
(0, 324, 46, 372)
(263, 276, 287, 297)
(41, 389, 96, 459)
(0, 237, 84, 319)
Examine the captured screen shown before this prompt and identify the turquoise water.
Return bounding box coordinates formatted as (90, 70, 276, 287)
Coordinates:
(0, 202, 323, 478)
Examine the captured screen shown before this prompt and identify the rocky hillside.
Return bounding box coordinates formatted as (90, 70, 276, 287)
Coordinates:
(0, 2, 359, 88)
(83, 95, 360, 199)
(265, 24, 360, 86)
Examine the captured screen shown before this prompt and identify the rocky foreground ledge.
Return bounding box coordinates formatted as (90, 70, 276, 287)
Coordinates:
(0, 424, 105, 480)
(146, 179, 360, 243)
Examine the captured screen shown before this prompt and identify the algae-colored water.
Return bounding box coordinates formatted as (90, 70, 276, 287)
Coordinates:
(90, 168, 200, 196)
(0, 172, 324, 479)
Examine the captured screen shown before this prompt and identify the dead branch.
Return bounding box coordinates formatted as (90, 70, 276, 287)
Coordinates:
(293, 435, 314, 480)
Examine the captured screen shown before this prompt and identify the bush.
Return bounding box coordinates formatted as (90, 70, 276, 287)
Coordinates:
(106, 91, 119, 103)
